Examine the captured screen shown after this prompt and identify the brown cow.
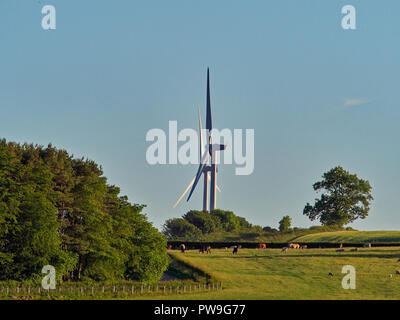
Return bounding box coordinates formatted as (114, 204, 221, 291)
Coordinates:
(289, 243, 300, 249)
(257, 243, 267, 249)
(167, 244, 172, 250)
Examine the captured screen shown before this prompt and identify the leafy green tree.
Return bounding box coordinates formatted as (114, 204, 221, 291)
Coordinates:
(212, 210, 240, 232)
(0, 139, 168, 282)
(183, 210, 220, 234)
(279, 216, 292, 232)
(163, 218, 202, 239)
(263, 226, 278, 233)
(303, 166, 373, 227)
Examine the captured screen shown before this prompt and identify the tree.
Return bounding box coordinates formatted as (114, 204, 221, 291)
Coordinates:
(212, 210, 240, 232)
(279, 216, 292, 232)
(182, 210, 220, 234)
(163, 218, 202, 239)
(303, 166, 373, 227)
(0, 139, 169, 282)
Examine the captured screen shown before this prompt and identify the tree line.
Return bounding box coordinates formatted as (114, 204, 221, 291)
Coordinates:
(0, 139, 168, 282)
(164, 166, 373, 240)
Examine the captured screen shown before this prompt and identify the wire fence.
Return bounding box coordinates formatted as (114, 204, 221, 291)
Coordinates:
(0, 281, 223, 298)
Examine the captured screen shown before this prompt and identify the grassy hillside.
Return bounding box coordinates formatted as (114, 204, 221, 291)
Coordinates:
(191, 226, 344, 243)
(294, 231, 400, 243)
(155, 248, 400, 300)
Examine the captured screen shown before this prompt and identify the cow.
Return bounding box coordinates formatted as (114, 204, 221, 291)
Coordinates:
(350, 248, 358, 252)
(180, 244, 186, 253)
(257, 243, 267, 249)
(167, 244, 172, 250)
(232, 246, 239, 255)
(363, 243, 372, 248)
(300, 245, 307, 249)
(289, 243, 300, 249)
(281, 247, 288, 253)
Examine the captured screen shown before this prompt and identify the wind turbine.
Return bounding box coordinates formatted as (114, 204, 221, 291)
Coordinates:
(173, 68, 225, 212)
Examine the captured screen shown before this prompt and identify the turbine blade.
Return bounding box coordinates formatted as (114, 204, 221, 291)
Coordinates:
(206, 68, 212, 131)
(206, 68, 212, 151)
(173, 176, 196, 208)
(187, 149, 209, 201)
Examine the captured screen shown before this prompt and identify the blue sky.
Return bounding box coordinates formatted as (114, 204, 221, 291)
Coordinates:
(1, 0, 400, 230)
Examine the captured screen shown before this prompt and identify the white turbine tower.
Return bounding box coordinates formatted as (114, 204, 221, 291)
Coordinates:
(173, 68, 225, 212)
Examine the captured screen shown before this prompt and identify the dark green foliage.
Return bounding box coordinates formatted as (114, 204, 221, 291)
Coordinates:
(263, 226, 279, 233)
(279, 215, 292, 232)
(163, 210, 258, 239)
(163, 218, 202, 239)
(303, 166, 373, 227)
(212, 210, 240, 232)
(0, 139, 168, 282)
(182, 210, 220, 234)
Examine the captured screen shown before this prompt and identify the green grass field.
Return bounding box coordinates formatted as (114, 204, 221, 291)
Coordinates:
(294, 231, 400, 243)
(153, 248, 400, 300)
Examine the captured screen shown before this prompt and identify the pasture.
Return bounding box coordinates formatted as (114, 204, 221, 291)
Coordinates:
(294, 231, 400, 243)
(155, 247, 400, 300)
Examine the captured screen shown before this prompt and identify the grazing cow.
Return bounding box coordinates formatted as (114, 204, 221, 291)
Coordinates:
(363, 243, 372, 248)
(257, 243, 267, 249)
(232, 246, 239, 255)
(206, 245, 211, 254)
(180, 244, 186, 253)
(289, 243, 300, 249)
(336, 248, 345, 252)
(281, 247, 288, 253)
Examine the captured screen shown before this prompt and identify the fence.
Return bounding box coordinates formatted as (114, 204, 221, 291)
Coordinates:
(0, 281, 223, 298)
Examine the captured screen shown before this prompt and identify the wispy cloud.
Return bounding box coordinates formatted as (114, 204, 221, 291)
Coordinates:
(343, 98, 369, 107)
